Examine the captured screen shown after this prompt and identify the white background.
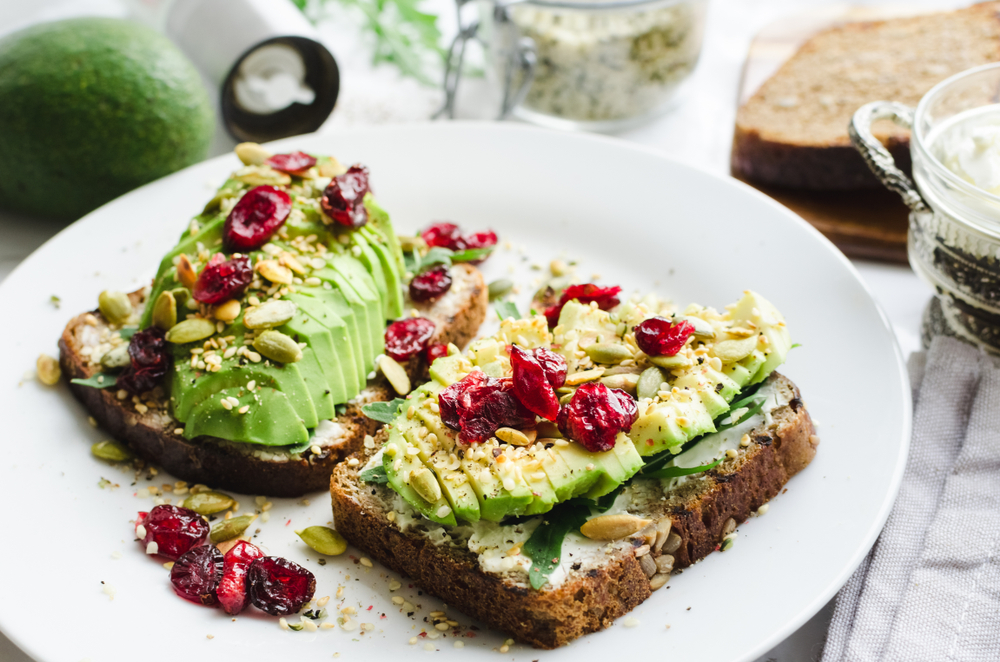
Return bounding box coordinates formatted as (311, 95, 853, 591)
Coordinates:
(0, 0, 961, 659)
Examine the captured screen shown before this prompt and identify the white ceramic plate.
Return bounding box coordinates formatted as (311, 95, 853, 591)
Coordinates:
(0, 123, 910, 662)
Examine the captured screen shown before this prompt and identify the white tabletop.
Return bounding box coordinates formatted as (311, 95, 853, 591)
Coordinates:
(0, 0, 944, 659)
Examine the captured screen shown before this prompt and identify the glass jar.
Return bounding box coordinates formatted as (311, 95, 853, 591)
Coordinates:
(440, 0, 708, 131)
(852, 63, 1000, 354)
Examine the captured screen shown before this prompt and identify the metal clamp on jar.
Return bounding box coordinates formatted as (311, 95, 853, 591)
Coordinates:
(852, 63, 1000, 354)
(437, 0, 707, 131)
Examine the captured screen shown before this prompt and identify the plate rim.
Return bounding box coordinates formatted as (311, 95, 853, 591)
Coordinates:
(0, 120, 913, 662)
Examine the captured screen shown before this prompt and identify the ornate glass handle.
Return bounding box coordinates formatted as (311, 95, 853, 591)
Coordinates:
(498, 36, 536, 120)
(849, 101, 929, 213)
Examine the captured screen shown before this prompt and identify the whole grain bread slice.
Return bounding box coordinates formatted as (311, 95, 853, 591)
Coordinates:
(732, 1, 1000, 190)
(59, 263, 488, 498)
(330, 372, 818, 648)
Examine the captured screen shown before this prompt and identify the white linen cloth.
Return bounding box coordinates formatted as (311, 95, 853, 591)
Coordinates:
(822, 335, 1000, 662)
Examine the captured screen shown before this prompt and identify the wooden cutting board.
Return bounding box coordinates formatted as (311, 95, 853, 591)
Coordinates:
(735, 4, 928, 264)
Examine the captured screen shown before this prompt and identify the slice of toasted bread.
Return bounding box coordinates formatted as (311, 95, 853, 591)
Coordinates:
(59, 263, 488, 497)
(732, 1, 1000, 190)
(330, 373, 817, 648)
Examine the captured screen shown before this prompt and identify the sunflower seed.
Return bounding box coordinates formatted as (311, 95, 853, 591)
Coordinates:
(234, 165, 290, 187)
(494, 427, 534, 446)
(380, 355, 410, 395)
(235, 142, 271, 166)
(649, 573, 670, 591)
(639, 554, 657, 577)
(655, 554, 674, 574)
(663, 532, 682, 554)
(580, 514, 652, 541)
(410, 467, 442, 503)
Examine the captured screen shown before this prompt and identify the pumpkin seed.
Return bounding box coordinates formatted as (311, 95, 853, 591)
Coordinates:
(98, 290, 133, 325)
(36, 354, 61, 385)
(495, 427, 533, 446)
(235, 142, 271, 166)
(649, 354, 690, 370)
(559, 392, 575, 405)
(535, 421, 563, 439)
(487, 279, 514, 300)
(100, 345, 131, 369)
(410, 466, 442, 503)
(380, 355, 410, 395)
(585, 342, 632, 365)
(166, 318, 216, 344)
(600, 373, 639, 394)
(176, 254, 197, 289)
(91, 439, 133, 462)
(244, 299, 297, 329)
(152, 291, 177, 330)
(580, 514, 652, 541)
(295, 526, 348, 556)
(182, 491, 235, 515)
(253, 330, 303, 363)
(169, 287, 190, 309)
(565, 367, 605, 386)
(637, 366, 666, 400)
(214, 299, 241, 322)
(234, 165, 290, 186)
(256, 259, 293, 285)
(682, 316, 716, 340)
(210, 514, 256, 544)
(713, 336, 757, 363)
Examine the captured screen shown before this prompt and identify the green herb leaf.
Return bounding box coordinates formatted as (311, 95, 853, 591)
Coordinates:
(495, 301, 521, 321)
(361, 398, 407, 424)
(523, 503, 590, 590)
(71, 374, 118, 389)
(714, 397, 766, 433)
(118, 326, 138, 341)
(567, 484, 623, 513)
(360, 464, 389, 484)
(791, 343, 802, 349)
(450, 247, 493, 263)
(642, 457, 724, 480)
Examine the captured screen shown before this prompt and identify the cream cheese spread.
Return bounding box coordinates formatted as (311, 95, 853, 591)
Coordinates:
(932, 106, 1000, 194)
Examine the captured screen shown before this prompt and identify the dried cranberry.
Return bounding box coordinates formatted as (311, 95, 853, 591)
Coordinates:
(438, 371, 535, 444)
(425, 343, 449, 365)
(510, 345, 560, 421)
(135, 505, 210, 561)
(117, 327, 170, 394)
(223, 186, 292, 252)
(634, 317, 694, 357)
(192, 255, 253, 304)
(410, 265, 453, 303)
(247, 557, 316, 616)
(543, 284, 623, 328)
(217, 540, 264, 615)
(266, 151, 316, 174)
(170, 545, 224, 605)
(557, 383, 637, 452)
(531, 347, 567, 389)
(464, 230, 498, 251)
(384, 317, 436, 362)
(421, 222, 465, 250)
(321, 165, 370, 228)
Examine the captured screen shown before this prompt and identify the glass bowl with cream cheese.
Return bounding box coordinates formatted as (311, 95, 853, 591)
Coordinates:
(440, 0, 708, 131)
(852, 63, 1000, 353)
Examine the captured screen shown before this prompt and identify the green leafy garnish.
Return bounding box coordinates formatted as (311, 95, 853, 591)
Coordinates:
(404, 246, 494, 275)
(714, 397, 766, 434)
(791, 343, 802, 349)
(71, 374, 118, 389)
(568, 484, 623, 513)
(49, 295, 61, 309)
(642, 457, 724, 480)
(450, 247, 493, 263)
(495, 301, 521, 321)
(118, 326, 138, 341)
(361, 398, 407, 424)
(360, 464, 389, 484)
(523, 502, 590, 590)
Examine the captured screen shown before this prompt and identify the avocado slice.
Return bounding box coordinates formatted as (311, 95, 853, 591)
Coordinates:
(351, 232, 389, 317)
(363, 195, 406, 279)
(538, 443, 604, 501)
(383, 424, 457, 526)
(296, 287, 367, 394)
(283, 291, 352, 402)
(309, 264, 376, 370)
(183, 385, 309, 447)
(360, 225, 404, 320)
(275, 318, 336, 422)
(329, 254, 384, 357)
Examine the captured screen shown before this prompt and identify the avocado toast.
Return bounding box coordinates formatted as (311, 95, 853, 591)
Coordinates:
(59, 145, 489, 497)
(331, 289, 817, 647)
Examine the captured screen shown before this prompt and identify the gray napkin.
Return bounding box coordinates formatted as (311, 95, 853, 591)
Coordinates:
(822, 335, 1000, 662)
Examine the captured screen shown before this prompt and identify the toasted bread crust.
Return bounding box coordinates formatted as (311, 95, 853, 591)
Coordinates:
(59, 264, 488, 497)
(330, 373, 817, 648)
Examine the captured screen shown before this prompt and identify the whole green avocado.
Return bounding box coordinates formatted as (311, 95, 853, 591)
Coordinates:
(0, 18, 215, 219)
